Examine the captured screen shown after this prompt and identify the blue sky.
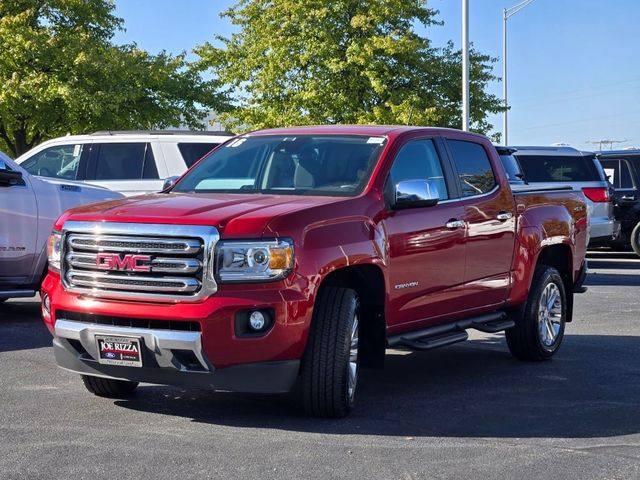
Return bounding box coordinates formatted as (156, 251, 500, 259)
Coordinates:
(113, 0, 640, 149)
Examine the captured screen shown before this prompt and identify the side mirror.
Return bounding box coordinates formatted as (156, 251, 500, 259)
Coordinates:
(0, 159, 24, 186)
(393, 179, 440, 209)
(162, 176, 180, 191)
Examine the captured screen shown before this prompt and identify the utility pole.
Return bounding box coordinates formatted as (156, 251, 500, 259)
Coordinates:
(462, 0, 470, 131)
(502, 0, 536, 145)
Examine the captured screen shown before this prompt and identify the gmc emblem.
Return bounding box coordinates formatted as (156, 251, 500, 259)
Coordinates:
(96, 253, 151, 272)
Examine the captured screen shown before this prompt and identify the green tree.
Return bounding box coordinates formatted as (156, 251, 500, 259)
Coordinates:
(198, 0, 504, 134)
(0, 0, 225, 157)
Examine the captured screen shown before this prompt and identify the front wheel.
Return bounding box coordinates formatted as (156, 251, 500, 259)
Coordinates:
(631, 222, 640, 258)
(81, 375, 138, 397)
(506, 265, 567, 361)
(301, 287, 360, 418)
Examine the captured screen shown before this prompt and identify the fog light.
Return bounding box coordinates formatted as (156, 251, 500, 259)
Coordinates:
(249, 311, 266, 331)
(42, 293, 51, 317)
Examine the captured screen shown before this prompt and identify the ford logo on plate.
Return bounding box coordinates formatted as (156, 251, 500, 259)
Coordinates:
(105, 352, 116, 359)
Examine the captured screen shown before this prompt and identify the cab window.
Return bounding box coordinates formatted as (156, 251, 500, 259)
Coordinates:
(448, 140, 497, 197)
(388, 139, 449, 200)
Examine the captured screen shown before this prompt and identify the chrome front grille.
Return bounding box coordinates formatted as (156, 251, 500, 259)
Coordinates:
(61, 221, 219, 302)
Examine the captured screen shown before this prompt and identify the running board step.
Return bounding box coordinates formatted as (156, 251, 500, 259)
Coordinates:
(387, 311, 514, 352)
(472, 318, 515, 333)
(401, 330, 469, 351)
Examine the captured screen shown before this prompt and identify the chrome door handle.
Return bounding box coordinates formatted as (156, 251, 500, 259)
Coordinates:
(445, 219, 465, 230)
(496, 211, 513, 221)
(621, 195, 635, 201)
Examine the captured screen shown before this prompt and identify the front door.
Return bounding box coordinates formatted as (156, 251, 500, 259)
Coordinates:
(0, 162, 38, 285)
(382, 138, 467, 332)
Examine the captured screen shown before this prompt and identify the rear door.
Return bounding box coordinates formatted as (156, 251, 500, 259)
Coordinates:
(599, 157, 638, 238)
(383, 137, 467, 330)
(85, 143, 163, 196)
(445, 139, 516, 309)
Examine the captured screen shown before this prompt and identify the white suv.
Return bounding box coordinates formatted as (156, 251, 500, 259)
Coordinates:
(14, 130, 234, 196)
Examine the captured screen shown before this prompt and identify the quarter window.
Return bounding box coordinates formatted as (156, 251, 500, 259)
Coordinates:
(20, 144, 84, 180)
(448, 140, 497, 197)
(388, 139, 448, 200)
(178, 143, 220, 168)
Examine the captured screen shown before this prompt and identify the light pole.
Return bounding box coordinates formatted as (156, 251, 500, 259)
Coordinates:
(462, 0, 470, 131)
(502, 0, 536, 145)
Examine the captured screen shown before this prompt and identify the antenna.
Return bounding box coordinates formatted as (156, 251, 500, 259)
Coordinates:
(586, 139, 628, 151)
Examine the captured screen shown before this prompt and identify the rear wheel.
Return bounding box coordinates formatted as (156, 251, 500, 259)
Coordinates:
(506, 265, 566, 361)
(81, 375, 138, 397)
(301, 287, 360, 418)
(631, 222, 640, 257)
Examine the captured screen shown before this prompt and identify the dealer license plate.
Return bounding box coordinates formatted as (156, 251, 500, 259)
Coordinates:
(96, 335, 143, 367)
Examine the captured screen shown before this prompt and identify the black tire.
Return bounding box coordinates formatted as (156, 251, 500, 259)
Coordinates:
(81, 375, 138, 397)
(301, 287, 360, 418)
(506, 265, 567, 361)
(631, 222, 640, 258)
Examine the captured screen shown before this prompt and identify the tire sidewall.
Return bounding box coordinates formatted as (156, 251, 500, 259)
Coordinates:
(342, 297, 360, 410)
(528, 268, 566, 357)
(631, 222, 640, 257)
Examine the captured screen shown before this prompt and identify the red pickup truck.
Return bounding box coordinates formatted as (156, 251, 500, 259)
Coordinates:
(41, 126, 588, 418)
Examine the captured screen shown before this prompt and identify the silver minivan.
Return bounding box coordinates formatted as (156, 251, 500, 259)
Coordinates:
(511, 146, 619, 246)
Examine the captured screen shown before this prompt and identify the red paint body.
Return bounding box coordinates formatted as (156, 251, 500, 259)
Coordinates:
(42, 126, 588, 370)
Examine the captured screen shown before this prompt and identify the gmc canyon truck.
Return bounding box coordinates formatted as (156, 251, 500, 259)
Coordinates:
(41, 126, 588, 418)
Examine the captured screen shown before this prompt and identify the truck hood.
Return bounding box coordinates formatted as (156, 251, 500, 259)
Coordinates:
(56, 192, 349, 236)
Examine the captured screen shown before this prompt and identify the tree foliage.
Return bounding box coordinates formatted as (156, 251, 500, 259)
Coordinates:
(0, 0, 225, 157)
(198, 0, 504, 135)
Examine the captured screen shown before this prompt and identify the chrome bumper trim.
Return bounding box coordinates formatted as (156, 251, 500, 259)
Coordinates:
(54, 319, 211, 372)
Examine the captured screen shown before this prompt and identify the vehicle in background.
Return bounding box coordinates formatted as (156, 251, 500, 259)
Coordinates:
(496, 146, 526, 185)
(14, 130, 234, 197)
(596, 150, 640, 256)
(0, 151, 123, 303)
(42, 126, 588, 418)
(512, 146, 619, 246)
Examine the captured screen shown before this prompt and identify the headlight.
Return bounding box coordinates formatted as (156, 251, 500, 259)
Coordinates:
(215, 239, 294, 282)
(47, 231, 62, 272)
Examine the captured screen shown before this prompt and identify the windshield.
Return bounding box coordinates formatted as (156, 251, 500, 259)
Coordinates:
(172, 135, 386, 196)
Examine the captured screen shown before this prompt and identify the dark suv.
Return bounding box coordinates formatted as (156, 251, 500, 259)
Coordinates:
(596, 150, 640, 256)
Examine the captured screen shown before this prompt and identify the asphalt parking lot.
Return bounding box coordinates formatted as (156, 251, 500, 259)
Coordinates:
(1, 251, 638, 480)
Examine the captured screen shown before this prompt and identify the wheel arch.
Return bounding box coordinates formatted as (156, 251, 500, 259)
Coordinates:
(315, 264, 387, 369)
(535, 243, 574, 322)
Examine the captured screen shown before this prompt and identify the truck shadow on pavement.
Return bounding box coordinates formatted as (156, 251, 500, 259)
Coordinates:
(114, 334, 640, 439)
(0, 300, 52, 353)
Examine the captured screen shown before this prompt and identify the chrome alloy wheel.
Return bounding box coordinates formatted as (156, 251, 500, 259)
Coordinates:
(538, 282, 562, 347)
(346, 314, 359, 402)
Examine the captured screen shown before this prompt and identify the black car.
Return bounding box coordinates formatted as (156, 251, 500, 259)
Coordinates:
(596, 150, 640, 256)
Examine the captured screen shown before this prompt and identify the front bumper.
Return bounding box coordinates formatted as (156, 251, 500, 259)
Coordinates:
(53, 319, 300, 393)
(42, 269, 313, 381)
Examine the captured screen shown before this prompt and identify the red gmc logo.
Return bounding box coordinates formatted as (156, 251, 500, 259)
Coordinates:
(96, 253, 151, 272)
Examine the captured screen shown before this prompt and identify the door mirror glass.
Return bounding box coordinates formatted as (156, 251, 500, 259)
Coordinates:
(393, 179, 440, 209)
(162, 176, 180, 191)
(0, 161, 24, 186)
